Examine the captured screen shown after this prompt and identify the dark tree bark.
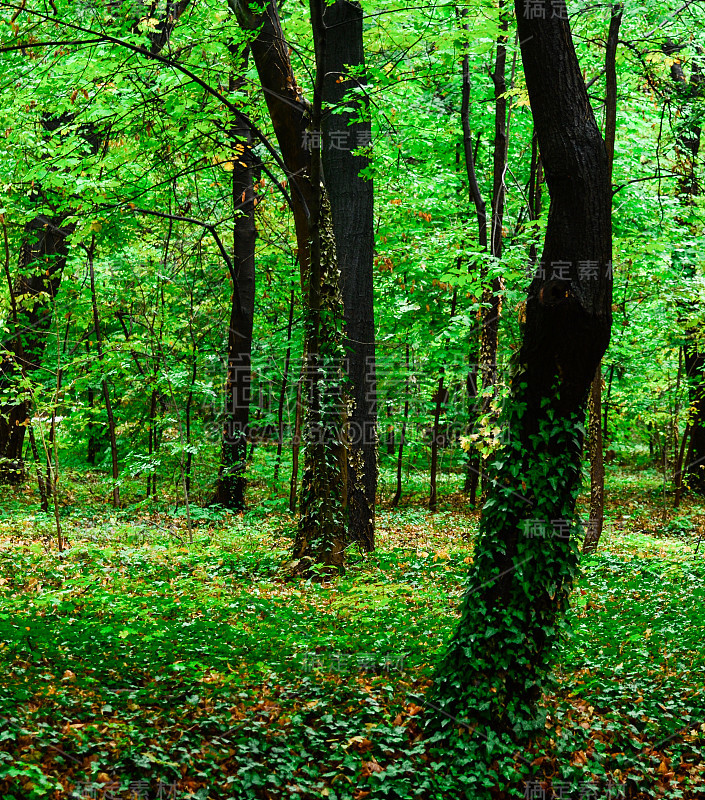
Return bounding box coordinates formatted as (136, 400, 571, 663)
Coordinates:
(234, 0, 347, 572)
(211, 66, 257, 511)
(433, 0, 612, 733)
(0, 216, 72, 482)
(313, 0, 377, 552)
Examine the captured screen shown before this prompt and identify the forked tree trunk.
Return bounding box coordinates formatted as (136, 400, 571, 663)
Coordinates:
(433, 0, 612, 733)
(234, 0, 347, 572)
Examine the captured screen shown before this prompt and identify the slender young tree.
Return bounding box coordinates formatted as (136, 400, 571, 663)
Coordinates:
(584, 2, 622, 555)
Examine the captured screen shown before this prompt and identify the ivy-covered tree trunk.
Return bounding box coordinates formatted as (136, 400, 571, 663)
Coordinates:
(234, 0, 347, 572)
(295, 187, 347, 573)
(313, 0, 377, 553)
(432, 0, 612, 733)
(0, 216, 71, 483)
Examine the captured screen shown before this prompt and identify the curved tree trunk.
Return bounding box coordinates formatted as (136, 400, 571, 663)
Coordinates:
(433, 0, 612, 733)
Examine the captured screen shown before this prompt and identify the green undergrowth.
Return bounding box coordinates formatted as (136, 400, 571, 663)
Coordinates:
(0, 483, 704, 799)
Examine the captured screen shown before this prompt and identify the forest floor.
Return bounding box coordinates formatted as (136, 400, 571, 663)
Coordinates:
(0, 464, 704, 800)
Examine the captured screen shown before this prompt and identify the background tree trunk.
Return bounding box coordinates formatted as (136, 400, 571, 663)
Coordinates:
(0, 216, 72, 483)
(666, 42, 705, 493)
(211, 66, 257, 511)
(584, 2, 622, 555)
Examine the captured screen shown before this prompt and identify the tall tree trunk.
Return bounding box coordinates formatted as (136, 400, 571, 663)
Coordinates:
(273, 285, 295, 486)
(313, 0, 377, 552)
(234, 0, 347, 572)
(211, 65, 257, 511)
(433, 0, 612, 733)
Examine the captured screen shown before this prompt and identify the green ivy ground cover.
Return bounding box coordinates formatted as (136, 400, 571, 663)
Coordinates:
(0, 487, 704, 799)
